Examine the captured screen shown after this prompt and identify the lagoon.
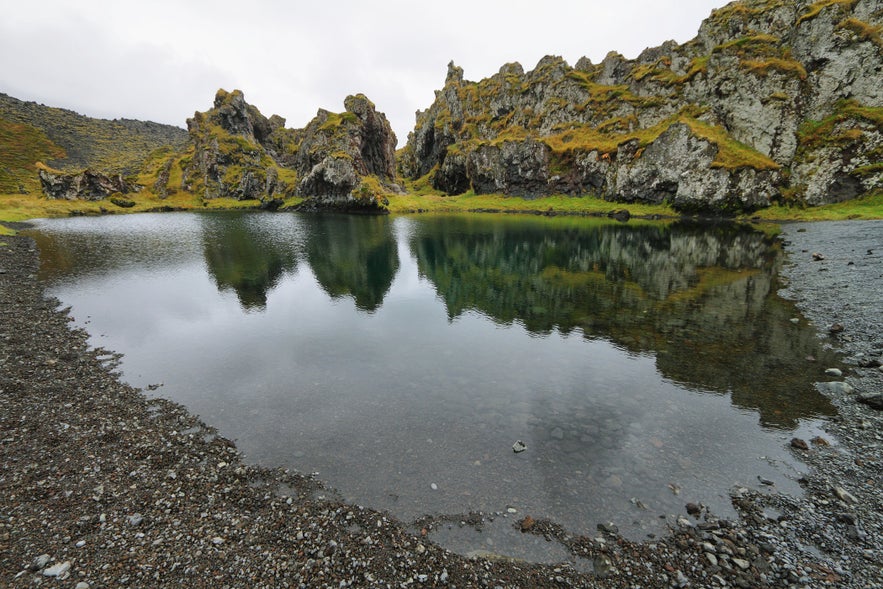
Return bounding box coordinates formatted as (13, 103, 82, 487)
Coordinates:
(27, 211, 838, 560)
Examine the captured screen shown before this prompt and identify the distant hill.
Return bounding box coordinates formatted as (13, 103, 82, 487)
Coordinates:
(0, 92, 187, 194)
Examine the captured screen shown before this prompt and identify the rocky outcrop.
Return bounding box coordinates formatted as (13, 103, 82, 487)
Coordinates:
(176, 89, 293, 207)
(294, 94, 399, 213)
(400, 0, 883, 212)
(38, 167, 136, 201)
(160, 90, 397, 212)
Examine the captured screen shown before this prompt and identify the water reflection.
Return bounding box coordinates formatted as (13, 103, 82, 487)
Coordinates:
(409, 216, 837, 428)
(202, 213, 298, 311)
(305, 215, 399, 312)
(26, 212, 841, 552)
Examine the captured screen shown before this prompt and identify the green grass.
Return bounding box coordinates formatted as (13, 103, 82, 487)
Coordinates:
(0, 117, 67, 194)
(746, 191, 883, 221)
(2, 187, 881, 234)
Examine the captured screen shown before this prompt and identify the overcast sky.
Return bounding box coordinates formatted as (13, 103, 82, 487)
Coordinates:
(1, 0, 729, 145)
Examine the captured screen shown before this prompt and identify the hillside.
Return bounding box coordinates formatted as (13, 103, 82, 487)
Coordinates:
(399, 0, 883, 212)
(0, 93, 187, 193)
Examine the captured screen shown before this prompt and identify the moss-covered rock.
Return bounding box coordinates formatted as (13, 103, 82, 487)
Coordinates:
(294, 94, 399, 213)
(401, 0, 883, 212)
(38, 166, 137, 201)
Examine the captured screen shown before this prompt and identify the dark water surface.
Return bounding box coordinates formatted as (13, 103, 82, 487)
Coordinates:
(28, 212, 839, 561)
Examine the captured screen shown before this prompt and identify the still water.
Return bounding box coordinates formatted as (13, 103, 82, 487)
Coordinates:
(28, 212, 838, 560)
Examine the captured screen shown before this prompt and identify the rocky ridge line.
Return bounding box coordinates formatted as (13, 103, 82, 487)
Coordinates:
(399, 0, 883, 212)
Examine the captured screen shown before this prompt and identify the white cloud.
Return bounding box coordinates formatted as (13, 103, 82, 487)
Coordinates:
(0, 0, 728, 142)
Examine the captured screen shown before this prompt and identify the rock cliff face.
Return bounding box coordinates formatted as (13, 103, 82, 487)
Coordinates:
(38, 167, 136, 201)
(400, 0, 883, 212)
(293, 94, 399, 212)
(175, 89, 293, 207)
(157, 89, 397, 212)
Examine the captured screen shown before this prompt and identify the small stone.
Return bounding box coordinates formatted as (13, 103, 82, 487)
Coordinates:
(75, 540, 86, 548)
(790, 438, 809, 451)
(685, 502, 701, 515)
(707, 553, 719, 566)
(758, 476, 775, 486)
(817, 381, 854, 395)
(593, 554, 614, 578)
(833, 486, 859, 504)
(430, 482, 438, 491)
(676, 570, 689, 587)
(43, 561, 71, 577)
(31, 554, 51, 571)
(212, 536, 224, 545)
(512, 440, 527, 453)
(598, 521, 619, 534)
(507, 507, 517, 514)
(829, 323, 844, 334)
(824, 368, 842, 377)
(789, 317, 799, 324)
(416, 543, 426, 554)
(127, 513, 143, 526)
(812, 252, 825, 261)
(75, 583, 90, 589)
(732, 557, 750, 570)
(520, 516, 536, 532)
(811, 436, 830, 446)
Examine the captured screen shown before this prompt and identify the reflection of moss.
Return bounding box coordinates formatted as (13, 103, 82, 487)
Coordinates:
(202, 213, 297, 310)
(410, 216, 837, 428)
(306, 215, 399, 312)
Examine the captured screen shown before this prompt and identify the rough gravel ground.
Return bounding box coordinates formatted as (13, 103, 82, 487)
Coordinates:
(0, 220, 881, 588)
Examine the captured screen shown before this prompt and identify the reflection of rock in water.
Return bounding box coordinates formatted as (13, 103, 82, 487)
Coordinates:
(202, 213, 297, 311)
(305, 215, 399, 312)
(410, 217, 836, 429)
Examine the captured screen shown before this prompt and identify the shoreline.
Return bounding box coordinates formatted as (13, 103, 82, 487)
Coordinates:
(1, 220, 881, 587)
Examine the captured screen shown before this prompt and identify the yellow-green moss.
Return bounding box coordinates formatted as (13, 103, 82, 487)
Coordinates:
(741, 57, 808, 80)
(540, 107, 778, 171)
(796, 0, 858, 26)
(798, 99, 883, 149)
(0, 118, 67, 193)
(836, 17, 883, 47)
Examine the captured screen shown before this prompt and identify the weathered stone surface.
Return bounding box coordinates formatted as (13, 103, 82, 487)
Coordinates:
(294, 94, 398, 212)
(181, 90, 294, 204)
(401, 0, 883, 213)
(39, 168, 135, 201)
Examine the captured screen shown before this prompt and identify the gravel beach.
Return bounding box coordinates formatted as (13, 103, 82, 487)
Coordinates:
(1, 219, 881, 588)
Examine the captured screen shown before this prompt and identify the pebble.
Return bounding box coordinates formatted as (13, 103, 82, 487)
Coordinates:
(127, 513, 143, 526)
(75, 583, 91, 589)
(824, 367, 843, 377)
(42, 561, 71, 577)
(430, 483, 438, 491)
(31, 554, 51, 570)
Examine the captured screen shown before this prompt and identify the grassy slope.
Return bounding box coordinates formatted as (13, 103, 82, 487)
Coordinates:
(0, 93, 187, 175)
